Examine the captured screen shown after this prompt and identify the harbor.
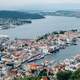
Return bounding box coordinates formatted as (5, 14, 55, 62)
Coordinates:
(0, 0, 80, 79)
(0, 29, 80, 79)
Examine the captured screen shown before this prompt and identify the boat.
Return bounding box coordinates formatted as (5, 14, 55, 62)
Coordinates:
(1, 24, 10, 30)
(36, 53, 44, 60)
(71, 38, 77, 45)
(48, 46, 60, 53)
(27, 53, 45, 62)
(0, 35, 9, 38)
(59, 44, 66, 49)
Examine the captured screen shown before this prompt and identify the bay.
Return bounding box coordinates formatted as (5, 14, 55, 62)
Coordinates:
(0, 16, 80, 39)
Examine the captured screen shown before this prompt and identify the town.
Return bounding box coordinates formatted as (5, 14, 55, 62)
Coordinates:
(0, 29, 80, 80)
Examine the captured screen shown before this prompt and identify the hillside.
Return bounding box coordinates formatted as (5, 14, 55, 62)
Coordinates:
(0, 11, 45, 19)
(53, 10, 80, 18)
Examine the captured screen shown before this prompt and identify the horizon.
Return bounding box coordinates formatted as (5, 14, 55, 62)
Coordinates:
(0, 0, 80, 11)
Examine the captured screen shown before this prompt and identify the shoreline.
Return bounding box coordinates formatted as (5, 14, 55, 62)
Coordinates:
(0, 29, 80, 79)
(10, 29, 80, 67)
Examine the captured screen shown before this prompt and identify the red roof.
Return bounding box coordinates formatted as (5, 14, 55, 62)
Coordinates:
(41, 77, 49, 80)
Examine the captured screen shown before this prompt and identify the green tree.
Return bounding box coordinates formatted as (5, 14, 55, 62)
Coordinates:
(56, 70, 72, 80)
(38, 69, 48, 77)
(15, 77, 41, 80)
(70, 68, 80, 80)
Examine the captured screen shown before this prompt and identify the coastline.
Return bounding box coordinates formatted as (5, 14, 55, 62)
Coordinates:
(6, 29, 80, 67)
(0, 29, 80, 79)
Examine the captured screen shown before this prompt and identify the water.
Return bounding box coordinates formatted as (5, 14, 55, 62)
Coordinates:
(34, 42, 80, 65)
(0, 16, 80, 65)
(0, 16, 80, 39)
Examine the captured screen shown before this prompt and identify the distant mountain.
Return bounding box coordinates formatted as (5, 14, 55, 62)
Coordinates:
(40, 10, 80, 18)
(0, 11, 45, 19)
(53, 10, 80, 17)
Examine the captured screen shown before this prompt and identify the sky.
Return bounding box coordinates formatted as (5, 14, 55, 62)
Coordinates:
(0, 0, 80, 10)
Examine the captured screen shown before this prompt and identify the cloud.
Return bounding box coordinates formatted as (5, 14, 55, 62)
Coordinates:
(47, 0, 80, 3)
(0, 0, 80, 10)
(1, 0, 80, 5)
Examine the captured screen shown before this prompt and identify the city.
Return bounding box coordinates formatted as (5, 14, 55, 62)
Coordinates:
(0, 0, 80, 80)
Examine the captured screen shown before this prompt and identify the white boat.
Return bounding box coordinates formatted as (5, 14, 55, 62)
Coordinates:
(0, 34, 9, 38)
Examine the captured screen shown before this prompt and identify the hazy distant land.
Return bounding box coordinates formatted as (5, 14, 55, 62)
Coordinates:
(40, 10, 80, 18)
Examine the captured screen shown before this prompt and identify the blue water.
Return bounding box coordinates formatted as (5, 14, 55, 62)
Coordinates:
(34, 42, 80, 65)
(0, 16, 80, 39)
(0, 16, 80, 64)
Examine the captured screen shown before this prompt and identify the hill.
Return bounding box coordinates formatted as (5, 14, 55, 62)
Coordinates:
(0, 11, 45, 19)
(40, 10, 80, 18)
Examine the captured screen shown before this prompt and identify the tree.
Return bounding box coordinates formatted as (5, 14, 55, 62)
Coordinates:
(59, 30, 66, 34)
(15, 77, 41, 80)
(56, 70, 72, 80)
(38, 69, 48, 77)
(70, 68, 80, 80)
